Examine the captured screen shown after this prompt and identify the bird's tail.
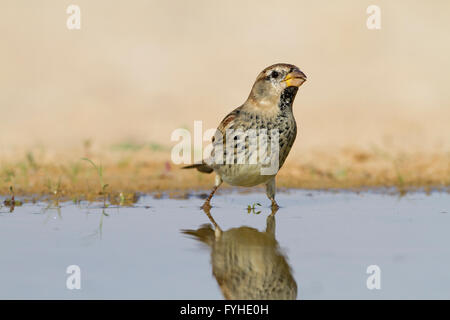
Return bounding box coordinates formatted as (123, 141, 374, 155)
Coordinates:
(181, 224, 215, 246)
(181, 163, 214, 174)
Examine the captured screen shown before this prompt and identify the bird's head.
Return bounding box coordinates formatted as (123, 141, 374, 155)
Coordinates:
(247, 63, 307, 112)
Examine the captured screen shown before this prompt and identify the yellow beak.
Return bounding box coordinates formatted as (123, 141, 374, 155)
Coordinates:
(283, 69, 307, 87)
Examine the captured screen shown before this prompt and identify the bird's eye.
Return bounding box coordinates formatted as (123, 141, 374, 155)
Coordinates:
(271, 71, 279, 79)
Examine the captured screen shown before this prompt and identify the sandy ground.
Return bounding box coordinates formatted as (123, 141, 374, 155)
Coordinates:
(1, 147, 448, 202)
(1, 1, 449, 197)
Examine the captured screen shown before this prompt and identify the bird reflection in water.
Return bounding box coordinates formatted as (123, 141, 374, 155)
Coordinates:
(182, 207, 297, 300)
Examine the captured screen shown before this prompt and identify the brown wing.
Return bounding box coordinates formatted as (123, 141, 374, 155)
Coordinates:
(208, 106, 245, 165)
(212, 106, 242, 145)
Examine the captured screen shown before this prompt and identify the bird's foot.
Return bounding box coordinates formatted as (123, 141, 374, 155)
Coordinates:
(201, 201, 212, 211)
(270, 199, 279, 212)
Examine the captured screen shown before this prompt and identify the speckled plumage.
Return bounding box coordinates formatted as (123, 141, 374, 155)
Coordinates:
(183, 63, 307, 208)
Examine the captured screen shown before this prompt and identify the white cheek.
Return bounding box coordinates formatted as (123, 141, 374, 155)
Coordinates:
(274, 80, 286, 92)
(271, 79, 280, 88)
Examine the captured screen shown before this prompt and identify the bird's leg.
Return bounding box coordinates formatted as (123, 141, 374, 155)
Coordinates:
(265, 177, 279, 209)
(201, 175, 222, 210)
(201, 186, 219, 210)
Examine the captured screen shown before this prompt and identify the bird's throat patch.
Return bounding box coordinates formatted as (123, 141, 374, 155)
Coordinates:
(279, 87, 299, 110)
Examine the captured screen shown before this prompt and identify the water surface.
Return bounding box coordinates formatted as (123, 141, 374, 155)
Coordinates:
(0, 190, 449, 299)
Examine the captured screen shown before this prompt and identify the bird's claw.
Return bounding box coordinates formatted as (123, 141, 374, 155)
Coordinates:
(270, 199, 279, 212)
(201, 201, 212, 211)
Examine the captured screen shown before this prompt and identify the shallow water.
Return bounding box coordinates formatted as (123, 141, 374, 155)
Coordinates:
(0, 190, 449, 299)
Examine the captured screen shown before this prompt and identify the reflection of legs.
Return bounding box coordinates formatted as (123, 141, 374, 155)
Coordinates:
(265, 177, 279, 209)
(266, 206, 278, 236)
(201, 175, 223, 210)
(201, 205, 222, 238)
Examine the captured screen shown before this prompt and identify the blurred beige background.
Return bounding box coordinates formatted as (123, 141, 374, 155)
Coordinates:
(1, 0, 449, 157)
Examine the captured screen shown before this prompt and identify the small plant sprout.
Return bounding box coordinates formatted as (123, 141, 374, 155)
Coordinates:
(3, 186, 23, 212)
(82, 158, 109, 207)
(247, 202, 262, 214)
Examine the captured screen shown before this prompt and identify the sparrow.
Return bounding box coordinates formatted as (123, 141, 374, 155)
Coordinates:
(182, 207, 297, 299)
(183, 63, 307, 209)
